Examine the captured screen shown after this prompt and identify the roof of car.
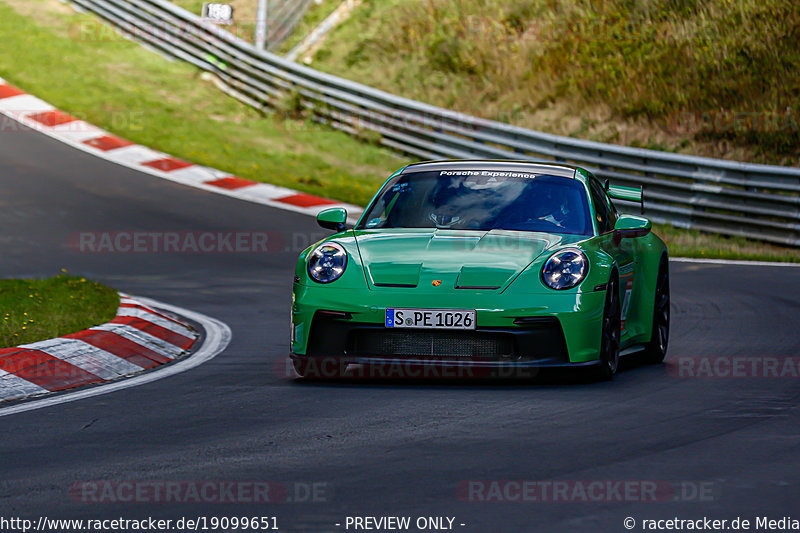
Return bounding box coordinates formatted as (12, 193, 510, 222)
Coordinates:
(401, 160, 580, 178)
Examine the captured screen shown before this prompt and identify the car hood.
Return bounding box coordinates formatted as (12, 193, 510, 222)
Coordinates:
(353, 229, 583, 291)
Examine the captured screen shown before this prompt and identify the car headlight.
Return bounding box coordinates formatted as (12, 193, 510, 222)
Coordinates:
(307, 242, 347, 283)
(542, 248, 588, 290)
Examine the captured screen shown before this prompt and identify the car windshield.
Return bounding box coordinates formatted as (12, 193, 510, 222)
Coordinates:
(357, 170, 593, 235)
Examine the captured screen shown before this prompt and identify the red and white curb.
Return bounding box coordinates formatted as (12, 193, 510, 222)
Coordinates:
(0, 294, 198, 405)
(0, 295, 231, 418)
(0, 76, 363, 222)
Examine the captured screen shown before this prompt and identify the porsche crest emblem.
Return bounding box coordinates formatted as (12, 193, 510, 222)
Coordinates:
(432, 280, 442, 287)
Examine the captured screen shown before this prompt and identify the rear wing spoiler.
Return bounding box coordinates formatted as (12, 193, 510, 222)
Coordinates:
(606, 183, 644, 214)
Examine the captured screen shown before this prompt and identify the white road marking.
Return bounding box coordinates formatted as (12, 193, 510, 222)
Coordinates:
(106, 145, 164, 166)
(0, 94, 53, 113)
(167, 165, 226, 185)
(235, 183, 302, 201)
(670, 257, 800, 267)
(51, 122, 105, 142)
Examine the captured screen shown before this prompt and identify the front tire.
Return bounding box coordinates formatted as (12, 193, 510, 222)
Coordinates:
(643, 258, 670, 364)
(595, 275, 621, 380)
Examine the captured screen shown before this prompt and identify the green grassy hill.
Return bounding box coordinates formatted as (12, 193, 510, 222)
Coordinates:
(306, 0, 800, 165)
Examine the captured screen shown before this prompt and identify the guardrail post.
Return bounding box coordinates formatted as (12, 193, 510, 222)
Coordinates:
(255, 0, 269, 50)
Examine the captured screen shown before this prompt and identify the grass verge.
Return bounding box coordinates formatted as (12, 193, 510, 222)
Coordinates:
(1, 0, 797, 262)
(653, 225, 800, 263)
(0, 276, 119, 349)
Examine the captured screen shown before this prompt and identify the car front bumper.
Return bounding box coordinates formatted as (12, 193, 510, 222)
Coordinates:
(291, 283, 606, 365)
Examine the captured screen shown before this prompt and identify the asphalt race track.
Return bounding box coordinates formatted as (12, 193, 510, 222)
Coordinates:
(1, 119, 799, 532)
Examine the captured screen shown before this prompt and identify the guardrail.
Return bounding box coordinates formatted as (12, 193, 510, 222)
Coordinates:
(69, 0, 800, 246)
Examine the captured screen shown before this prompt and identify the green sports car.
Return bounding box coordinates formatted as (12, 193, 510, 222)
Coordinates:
(291, 160, 670, 380)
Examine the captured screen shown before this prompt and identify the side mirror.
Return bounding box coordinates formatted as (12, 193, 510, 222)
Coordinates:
(613, 214, 651, 244)
(317, 207, 348, 232)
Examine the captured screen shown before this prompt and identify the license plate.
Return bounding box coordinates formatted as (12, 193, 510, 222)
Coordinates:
(385, 308, 476, 330)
